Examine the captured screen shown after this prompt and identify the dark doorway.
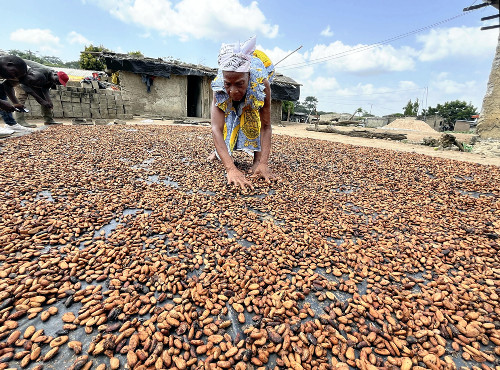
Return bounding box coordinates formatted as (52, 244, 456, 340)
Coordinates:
(187, 76, 202, 117)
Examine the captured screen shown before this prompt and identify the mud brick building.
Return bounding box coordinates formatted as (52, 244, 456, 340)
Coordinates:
(102, 53, 300, 125)
(22, 53, 300, 124)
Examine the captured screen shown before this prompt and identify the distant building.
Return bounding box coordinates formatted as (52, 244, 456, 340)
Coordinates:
(319, 113, 359, 122)
(365, 117, 388, 128)
(289, 112, 308, 122)
(454, 120, 473, 132)
(319, 113, 341, 122)
(424, 115, 445, 131)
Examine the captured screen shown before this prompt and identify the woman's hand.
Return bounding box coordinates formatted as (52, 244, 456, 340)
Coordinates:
(250, 163, 276, 183)
(227, 167, 254, 190)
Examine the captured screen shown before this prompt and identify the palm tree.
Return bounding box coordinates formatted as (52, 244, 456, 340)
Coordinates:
(348, 107, 363, 121)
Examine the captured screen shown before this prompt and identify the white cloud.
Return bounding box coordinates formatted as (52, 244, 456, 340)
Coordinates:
(330, 81, 420, 100)
(310, 76, 340, 91)
(299, 76, 340, 104)
(417, 26, 498, 62)
(407, 72, 484, 110)
(87, 0, 278, 41)
(307, 80, 427, 115)
(437, 79, 477, 94)
(320, 26, 333, 37)
(260, 43, 420, 115)
(260, 46, 314, 83)
(429, 73, 479, 101)
(67, 31, 92, 45)
(10, 28, 61, 53)
(309, 42, 417, 75)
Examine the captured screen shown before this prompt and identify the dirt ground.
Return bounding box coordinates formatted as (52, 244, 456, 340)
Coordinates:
(5, 117, 500, 167)
(271, 121, 500, 167)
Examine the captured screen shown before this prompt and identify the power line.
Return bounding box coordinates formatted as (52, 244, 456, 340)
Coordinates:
(321, 98, 415, 104)
(319, 87, 425, 98)
(279, 11, 476, 71)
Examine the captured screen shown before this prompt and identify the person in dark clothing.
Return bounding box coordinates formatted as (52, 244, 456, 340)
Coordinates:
(13, 59, 69, 127)
(0, 54, 27, 112)
(0, 54, 33, 134)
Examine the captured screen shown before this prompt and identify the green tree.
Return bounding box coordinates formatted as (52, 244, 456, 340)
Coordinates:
(361, 109, 374, 118)
(62, 60, 80, 69)
(79, 44, 109, 71)
(348, 107, 363, 120)
(282, 101, 295, 120)
(422, 100, 478, 130)
(403, 99, 419, 116)
(303, 96, 319, 123)
(128, 51, 144, 58)
(304, 96, 318, 114)
(294, 101, 308, 114)
(8, 49, 79, 68)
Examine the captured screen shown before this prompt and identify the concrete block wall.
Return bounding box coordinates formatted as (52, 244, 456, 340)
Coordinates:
(365, 117, 389, 128)
(454, 121, 473, 132)
(24, 86, 133, 120)
(424, 115, 444, 132)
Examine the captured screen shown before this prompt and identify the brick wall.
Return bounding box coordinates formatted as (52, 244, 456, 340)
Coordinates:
(24, 86, 133, 120)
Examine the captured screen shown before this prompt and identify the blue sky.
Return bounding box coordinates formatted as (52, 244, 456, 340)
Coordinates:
(2, 0, 499, 116)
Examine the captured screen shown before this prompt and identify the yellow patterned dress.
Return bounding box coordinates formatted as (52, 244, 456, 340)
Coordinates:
(211, 50, 275, 156)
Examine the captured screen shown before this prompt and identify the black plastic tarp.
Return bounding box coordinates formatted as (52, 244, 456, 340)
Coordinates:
(271, 82, 300, 102)
(104, 57, 215, 79)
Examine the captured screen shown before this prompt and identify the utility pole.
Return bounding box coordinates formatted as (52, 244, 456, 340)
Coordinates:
(423, 86, 428, 120)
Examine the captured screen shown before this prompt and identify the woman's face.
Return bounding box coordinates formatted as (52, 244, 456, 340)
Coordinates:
(223, 71, 249, 102)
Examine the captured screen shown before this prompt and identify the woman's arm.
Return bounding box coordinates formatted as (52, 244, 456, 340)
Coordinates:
(211, 96, 253, 190)
(258, 79, 272, 165)
(251, 79, 276, 182)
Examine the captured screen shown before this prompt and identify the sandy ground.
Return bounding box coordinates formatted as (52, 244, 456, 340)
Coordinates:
(273, 123, 500, 166)
(3, 117, 500, 167)
(272, 122, 500, 167)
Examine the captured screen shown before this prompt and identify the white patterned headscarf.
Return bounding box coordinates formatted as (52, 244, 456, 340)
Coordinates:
(217, 36, 256, 72)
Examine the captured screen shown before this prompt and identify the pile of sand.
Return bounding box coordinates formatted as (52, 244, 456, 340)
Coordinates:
(382, 118, 436, 133)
